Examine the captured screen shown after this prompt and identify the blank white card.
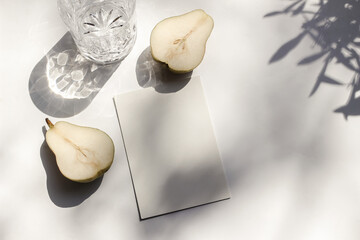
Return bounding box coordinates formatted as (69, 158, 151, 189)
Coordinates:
(114, 76, 230, 219)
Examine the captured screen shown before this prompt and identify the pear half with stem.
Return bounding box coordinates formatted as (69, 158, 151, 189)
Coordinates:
(150, 9, 214, 73)
(45, 118, 114, 183)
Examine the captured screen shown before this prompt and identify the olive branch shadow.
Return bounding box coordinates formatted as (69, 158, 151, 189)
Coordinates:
(265, 0, 360, 119)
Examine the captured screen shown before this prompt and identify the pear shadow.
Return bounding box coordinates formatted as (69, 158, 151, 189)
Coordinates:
(40, 126, 103, 207)
(135, 46, 192, 93)
(29, 32, 120, 118)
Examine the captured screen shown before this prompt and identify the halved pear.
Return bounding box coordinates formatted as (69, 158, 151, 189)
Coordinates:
(45, 118, 114, 183)
(150, 9, 214, 73)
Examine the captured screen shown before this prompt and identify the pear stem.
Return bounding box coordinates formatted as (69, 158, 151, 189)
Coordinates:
(45, 118, 54, 128)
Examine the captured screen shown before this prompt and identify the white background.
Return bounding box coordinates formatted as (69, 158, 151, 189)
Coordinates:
(1, 0, 360, 239)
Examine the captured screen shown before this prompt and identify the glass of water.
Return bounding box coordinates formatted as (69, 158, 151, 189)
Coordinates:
(57, 0, 137, 64)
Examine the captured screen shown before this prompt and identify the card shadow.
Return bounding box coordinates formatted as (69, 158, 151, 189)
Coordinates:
(40, 126, 103, 208)
(29, 32, 120, 118)
(135, 46, 192, 93)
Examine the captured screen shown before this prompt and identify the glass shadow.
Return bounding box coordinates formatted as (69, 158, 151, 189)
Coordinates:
(29, 32, 120, 118)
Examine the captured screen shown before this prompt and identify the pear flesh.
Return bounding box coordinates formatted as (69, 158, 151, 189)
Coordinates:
(150, 9, 214, 73)
(45, 119, 114, 183)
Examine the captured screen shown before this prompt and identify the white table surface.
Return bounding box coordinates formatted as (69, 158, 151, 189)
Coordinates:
(2, 0, 360, 239)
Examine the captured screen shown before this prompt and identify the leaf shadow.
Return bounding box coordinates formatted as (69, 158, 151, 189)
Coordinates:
(265, 0, 360, 118)
(334, 74, 360, 119)
(269, 32, 307, 64)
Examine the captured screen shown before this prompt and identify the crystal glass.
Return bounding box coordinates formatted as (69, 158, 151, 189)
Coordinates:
(57, 0, 136, 64)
